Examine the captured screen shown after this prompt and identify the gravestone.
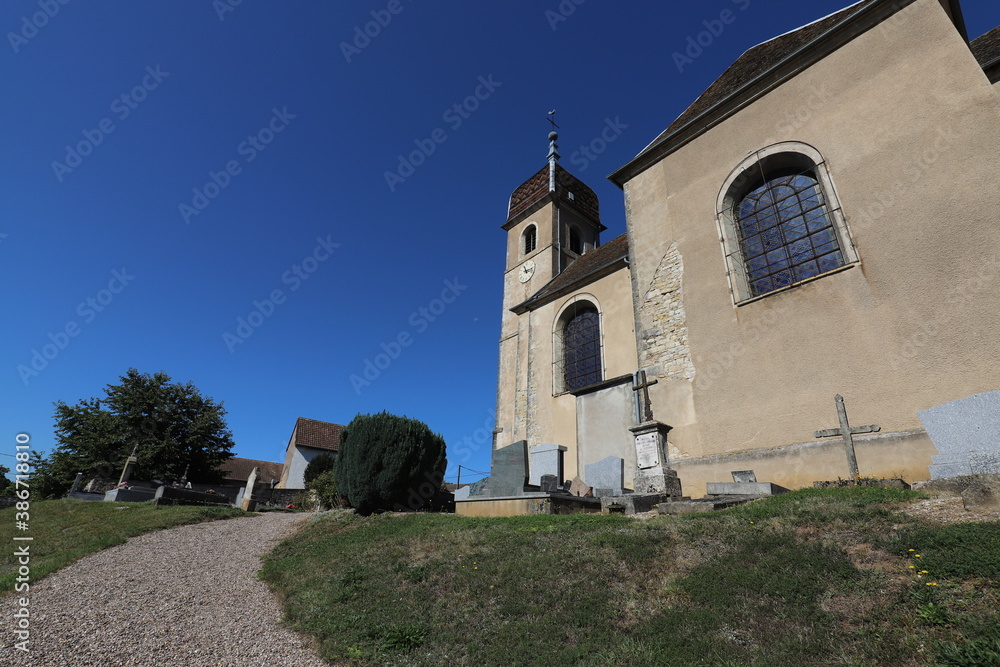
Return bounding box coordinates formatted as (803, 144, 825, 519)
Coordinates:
(569, 476, 592, 498)
(813, 395, 880, 478)
(467, 477, 491, 497)
(529, 444, 566, 486)
(486, 441, 529, 497)
(118, 445, 139, 486)
(585, 457, 624, 497)
(240, 467, 259, 511)
(732, 470, 757, 484)
(918, 390, 1000, 478)
(629, 422, 682, 496)
(454, 485, 471, 501)
(539, 474, 560, 493)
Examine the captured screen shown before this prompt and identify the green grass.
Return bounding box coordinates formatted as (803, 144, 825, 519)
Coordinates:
(261, 489, 1000, 666)
(0, 499, 244, 592)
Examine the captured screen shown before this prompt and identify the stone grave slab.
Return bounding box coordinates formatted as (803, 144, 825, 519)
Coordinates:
(487, 441, 529, 497)
(467, 477, 490, 497)
(732, 470, 757, 484)
(539, 475, 560, 493)
(568, 476, 592, 498)
(529, 444, 566, 486)
(706, 482, 788, 496)
(919, 390, 1000, 478)
(585, 457, 624, 497)
(454, 486, 471, 501)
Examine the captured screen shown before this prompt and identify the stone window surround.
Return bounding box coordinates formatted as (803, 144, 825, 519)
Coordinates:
(715, 141, 858, 306)
(551, 293, 606, 396)
(522, 223, 538, 257)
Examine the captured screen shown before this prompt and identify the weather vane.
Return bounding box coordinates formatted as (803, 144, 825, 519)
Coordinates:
(547, 109, 559, 130)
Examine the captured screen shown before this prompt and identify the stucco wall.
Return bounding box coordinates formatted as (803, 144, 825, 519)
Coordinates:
(624, 0, 1000, 479)
(281, 446, 330, 490)
(508, 265, 637, 477)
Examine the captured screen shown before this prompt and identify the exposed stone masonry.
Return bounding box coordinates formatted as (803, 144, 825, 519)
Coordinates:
(639, 242, 694, 381)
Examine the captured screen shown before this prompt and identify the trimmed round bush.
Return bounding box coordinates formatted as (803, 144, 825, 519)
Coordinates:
(335, 412, 446, 515)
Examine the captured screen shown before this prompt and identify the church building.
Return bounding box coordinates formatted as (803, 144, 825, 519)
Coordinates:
(487, 0, 1000, 503)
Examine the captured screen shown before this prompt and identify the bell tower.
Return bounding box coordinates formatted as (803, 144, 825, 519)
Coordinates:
(494, 130, 605, 449)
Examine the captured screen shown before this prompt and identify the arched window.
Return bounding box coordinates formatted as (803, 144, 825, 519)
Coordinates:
(563, 306, 602, 391)
(522, 225, 537, 256)
(737, 171, 843, 296)
(569, 226, 583, 254)
(717, 143, 857, 303)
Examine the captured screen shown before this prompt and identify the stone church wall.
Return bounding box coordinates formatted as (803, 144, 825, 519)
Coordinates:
(624, 0, 1000, 486)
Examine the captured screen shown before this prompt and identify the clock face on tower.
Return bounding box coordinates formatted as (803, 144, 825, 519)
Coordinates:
(518, 259, 535, 283)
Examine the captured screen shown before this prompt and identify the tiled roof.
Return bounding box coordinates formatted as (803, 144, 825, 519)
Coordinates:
(219, 457, 284, 484)
(516, 233, 629, 311)
(294, 417, 344, 452)
(651, 0, 879, 151)
(611, 0, 901, 186)
(971, 25, 1000, 69)
(507, 164, 601, 225)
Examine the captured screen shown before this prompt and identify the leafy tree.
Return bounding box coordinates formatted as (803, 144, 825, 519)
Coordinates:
(0, 463, 13, 497)
(38, 369, 234, 497)
(304, 452, 335, 487)
(304, 452, 339, 509)
(335, 412, 446, 515)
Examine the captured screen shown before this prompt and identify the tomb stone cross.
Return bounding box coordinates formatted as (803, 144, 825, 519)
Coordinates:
(632, 370, 658, 423)
(814, 394, 880, 478)
(117, 445, 139, 486)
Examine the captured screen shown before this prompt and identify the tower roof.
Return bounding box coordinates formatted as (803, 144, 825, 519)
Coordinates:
(506, 163, 602, 227)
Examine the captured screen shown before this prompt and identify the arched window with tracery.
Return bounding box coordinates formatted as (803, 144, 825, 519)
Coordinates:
(717, 143, 857, 303)
(736, 171, 844, 296)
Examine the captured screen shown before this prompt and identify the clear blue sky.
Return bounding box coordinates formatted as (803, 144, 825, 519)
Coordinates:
(3, 0, 997, 485)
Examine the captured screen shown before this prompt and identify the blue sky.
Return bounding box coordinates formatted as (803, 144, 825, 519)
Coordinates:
(3, 0, 997, 486)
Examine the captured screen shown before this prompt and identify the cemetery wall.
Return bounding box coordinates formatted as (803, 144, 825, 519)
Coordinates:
(672, 429, 934, 498)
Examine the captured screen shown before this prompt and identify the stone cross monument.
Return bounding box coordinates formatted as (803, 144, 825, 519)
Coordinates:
(240, 466, 260, 511)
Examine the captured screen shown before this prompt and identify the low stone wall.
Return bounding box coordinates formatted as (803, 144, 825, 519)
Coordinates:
(252, 488, 305, 507)
(152, 486, 233, 507)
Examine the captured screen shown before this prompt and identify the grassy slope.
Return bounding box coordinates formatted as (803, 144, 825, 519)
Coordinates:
(261, 489, 1000, 667)
(0, 499, 244, 592)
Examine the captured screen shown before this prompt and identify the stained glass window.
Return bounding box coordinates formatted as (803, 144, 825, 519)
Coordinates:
(736, 172, 844, 297)
(564, 307, 601, 390)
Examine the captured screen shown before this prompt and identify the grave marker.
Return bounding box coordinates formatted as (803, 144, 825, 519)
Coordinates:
(814, 395, 879, 478)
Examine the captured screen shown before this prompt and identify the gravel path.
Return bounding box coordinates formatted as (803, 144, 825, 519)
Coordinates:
(0, 512, 329, 666)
